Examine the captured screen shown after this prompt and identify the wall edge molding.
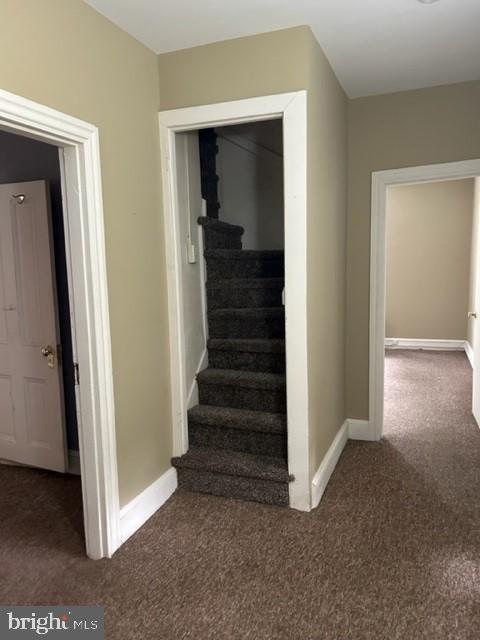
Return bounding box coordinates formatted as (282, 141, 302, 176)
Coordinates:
(464, 341, 474, 368)
(347, 418, 377, 441)
(311, 421, 348, 509)
(120, 467, 178, 545)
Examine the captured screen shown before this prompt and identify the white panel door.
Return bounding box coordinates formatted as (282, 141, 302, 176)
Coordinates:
(0, 181, 66, 472)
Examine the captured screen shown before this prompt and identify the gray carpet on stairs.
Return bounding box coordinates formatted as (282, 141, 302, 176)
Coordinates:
(172, 217, 289, 505)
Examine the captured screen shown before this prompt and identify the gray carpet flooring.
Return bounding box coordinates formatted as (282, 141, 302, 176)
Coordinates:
(1, 350, 479, 638)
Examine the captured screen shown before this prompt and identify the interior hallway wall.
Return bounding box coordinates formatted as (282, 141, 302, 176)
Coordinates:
(347, 80, 480, 420)
(0, 0, 170, 506)
(386, 179, 474, 340)
(305, 33, 348, 478)
(0, 130, 79, 450)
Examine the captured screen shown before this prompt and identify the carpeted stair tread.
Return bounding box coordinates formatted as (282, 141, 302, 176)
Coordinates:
(208, 307, 284, 319)
(197, 368, 286, 390)
(172, 447, 290, 483)
(206, 278, 284, 310)
(207, 277, 284, 290)
(208, 338, 285, 353)
(205, 249, 284, 260)
(188, 405, 287, 434)
(208, 307, 285, 339)
(198, 217, 244, 236)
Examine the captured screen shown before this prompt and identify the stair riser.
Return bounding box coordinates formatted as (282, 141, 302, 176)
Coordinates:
(208, 349, 286, 373)
(209, 315, 285, 339)
(177, 468, 289, 506)
(206, 258, 284, 280)
(189, 423, 287, 457)
(203, 228, 242, 250)
(207, 287, 282, 310)
(198, 382, 286, 413)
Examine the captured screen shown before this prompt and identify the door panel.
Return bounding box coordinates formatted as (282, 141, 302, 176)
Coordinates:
(0, 181, 66, 472)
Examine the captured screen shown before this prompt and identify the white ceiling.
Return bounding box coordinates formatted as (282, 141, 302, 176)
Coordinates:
(85, 0, 480, 97)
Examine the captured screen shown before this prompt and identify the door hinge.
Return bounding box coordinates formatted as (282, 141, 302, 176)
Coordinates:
(74, 362, 80, 385)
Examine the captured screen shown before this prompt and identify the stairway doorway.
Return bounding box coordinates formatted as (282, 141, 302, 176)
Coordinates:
(173, 121, 288, 505)
(159, 92, 311, 511)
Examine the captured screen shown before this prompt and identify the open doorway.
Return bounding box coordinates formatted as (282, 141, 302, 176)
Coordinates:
(159, 92, 311, 511)
(170, 119, 288, 506)
(384, 178, 476, 437)
(0, 129, 85, 554)
(0, 130, 78, 471)
(369, 160, 480, 441)
(0, 88, 119, 559)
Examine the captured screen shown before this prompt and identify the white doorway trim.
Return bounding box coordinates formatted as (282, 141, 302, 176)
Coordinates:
(370, 159, 480, 440)
(0, 89, 120, 559)
(159, 92, 311, 511)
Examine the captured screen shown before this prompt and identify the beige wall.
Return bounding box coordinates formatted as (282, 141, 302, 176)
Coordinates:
(305, 35, 348, 476)
(157, 28, 311, 110)
(468, 179, 480, 347)
(386, 180, 474, 340)
(347, 80, 480, 419)
(0, 0, 171, 506)
(158, 26, 348, 480)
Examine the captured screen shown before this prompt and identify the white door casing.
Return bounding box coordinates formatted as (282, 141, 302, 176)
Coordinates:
(0, 181, 66, 471)
(471, 178, 480, 423)
(370, 160, 480, 439)
(159, 92, 310, 511)
(0, 88, 119, 559)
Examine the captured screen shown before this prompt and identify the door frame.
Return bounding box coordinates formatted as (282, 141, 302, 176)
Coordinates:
(370, 158, 480, 440)
(159, 92, 311, 511)
(0, 89, 120, 559)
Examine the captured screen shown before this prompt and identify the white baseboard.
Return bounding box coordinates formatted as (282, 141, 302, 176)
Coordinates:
(68, 450, 81, 475)
(311, 421, 348, 509)
(385, 338, 466, 351)
(347, 418, 377, 441)
(386, 338, 474, 368)
(120, 467, 178, 544)
(465, 341, 474, 368)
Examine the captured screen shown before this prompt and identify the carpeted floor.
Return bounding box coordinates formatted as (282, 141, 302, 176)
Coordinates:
(1, 350, 479, 639)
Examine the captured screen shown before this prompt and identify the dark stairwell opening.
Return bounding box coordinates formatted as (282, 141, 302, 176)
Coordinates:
(172, 120, 290, 506)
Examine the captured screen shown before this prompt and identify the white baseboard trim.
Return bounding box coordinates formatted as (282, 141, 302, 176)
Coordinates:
(119, 467, 178, 544)
(68, 450, 81, 475)
(311, 421, 348, 509)
(385, 338, 474, 368)
(385, 338, 466, 351)
(347, 419, 377, 441)
(465, 341, 474, 368)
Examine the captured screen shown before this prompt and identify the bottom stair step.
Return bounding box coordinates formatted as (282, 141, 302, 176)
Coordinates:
(172, 448, 291, 506)
(188, 405, 287, 457)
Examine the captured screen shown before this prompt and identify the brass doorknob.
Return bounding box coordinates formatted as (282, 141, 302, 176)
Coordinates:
(468, 311, 477, 319)
(41, 345, 56, 368)
(41, 345, 54, 356)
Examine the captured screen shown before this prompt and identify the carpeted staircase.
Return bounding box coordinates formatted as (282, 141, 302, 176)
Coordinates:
(172, 216, 291, 506)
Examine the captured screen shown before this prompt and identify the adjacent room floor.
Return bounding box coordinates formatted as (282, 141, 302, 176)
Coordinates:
(1, 350, 479, 639)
